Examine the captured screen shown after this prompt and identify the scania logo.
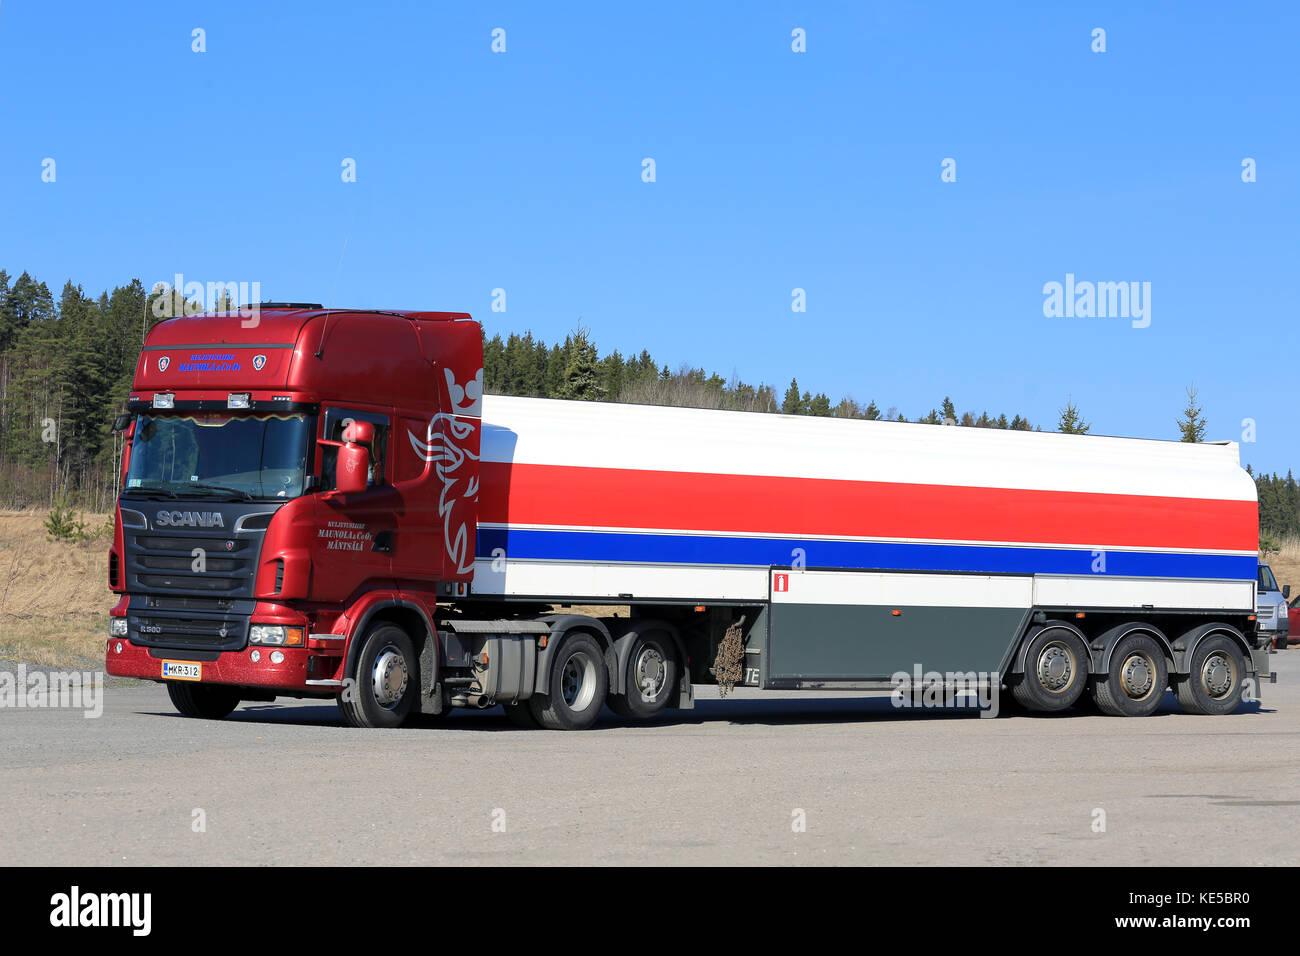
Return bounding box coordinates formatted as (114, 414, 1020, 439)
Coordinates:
(155, 510, 225, 529)
(158, 356, 170, 372)
(252, 354, 267, 370)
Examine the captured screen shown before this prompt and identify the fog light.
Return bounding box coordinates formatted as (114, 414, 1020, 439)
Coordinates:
(152, 393, 174, 409)
(228, 392, 251, 409)
(114, 642, 122, 654)
(269, 651, 285, 664)
(250, 650, 261, 663)
(109, 618, 128, 637)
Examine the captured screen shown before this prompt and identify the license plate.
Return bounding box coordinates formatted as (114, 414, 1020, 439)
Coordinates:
(162, 661, 201, 681)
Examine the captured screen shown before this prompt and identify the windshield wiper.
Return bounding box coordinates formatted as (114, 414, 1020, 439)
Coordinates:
(123, 487, 179, 499)
(173, 483, 255, 501)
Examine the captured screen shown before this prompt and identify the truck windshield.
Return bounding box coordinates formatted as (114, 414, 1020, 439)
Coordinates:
(125, 413, 311, 500)
(1258, 565, 1279, 591)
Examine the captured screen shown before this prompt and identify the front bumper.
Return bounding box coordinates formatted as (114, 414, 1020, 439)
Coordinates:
(105, 638, 325, 692)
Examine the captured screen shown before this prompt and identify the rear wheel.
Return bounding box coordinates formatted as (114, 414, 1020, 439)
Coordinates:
(529, 633, 608, 730)
(167, 682, 241, 720)
(1175, 635, 1246, 716)
(608, 632, 678, 719)
(338, 624, 418, 729)
(1011, 627, 1090, 712)
(1091, 634, 1168, 717)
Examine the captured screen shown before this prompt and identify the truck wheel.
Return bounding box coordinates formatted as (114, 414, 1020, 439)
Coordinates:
(529, 633, 608, 730)
(1090, 634, 1168, 717)
(338, 625, 418, 729)
(1174, 636, 1246, 716)
(608, 632, 678, 720)
(166, 682, 241, 719)
(1011, 627, 1089, 711)
(502, 702, 540, 728)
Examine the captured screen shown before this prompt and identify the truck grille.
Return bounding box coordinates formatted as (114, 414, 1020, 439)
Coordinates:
(130, 613, 248, 652)
(123, 530, 260, 597)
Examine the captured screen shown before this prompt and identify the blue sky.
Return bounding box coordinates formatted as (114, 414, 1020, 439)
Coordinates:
(1, 1, 1296, 473)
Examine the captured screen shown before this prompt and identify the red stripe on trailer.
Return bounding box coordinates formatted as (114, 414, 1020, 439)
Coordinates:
(477, 462, 1257, 552)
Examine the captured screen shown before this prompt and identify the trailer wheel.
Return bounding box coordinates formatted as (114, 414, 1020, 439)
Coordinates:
(338, 624, 418, 729)
(529, 633, 608, 730)
(1011, 627, 1089, 712)
(502, 702, 540, 728)
(609, 632, 677, 720)
(1174, 636, 1246, 716)
(166, 682, 241, 720)
(1090, 634, 1168, 717)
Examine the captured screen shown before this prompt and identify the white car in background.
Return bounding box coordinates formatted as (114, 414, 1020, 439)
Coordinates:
(1257, 562, 1290, 650)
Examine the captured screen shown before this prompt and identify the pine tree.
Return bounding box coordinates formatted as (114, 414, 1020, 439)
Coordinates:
(1057, 399, 1090, 434)
(1177, 384, 1207, 442)
(781, 379, 803, 414)
(556, 327, 606, 401)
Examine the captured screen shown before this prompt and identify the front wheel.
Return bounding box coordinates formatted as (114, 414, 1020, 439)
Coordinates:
(338, 625, 418, 729)
(167, 682, 241, 720)
(529, 633, 608, 730)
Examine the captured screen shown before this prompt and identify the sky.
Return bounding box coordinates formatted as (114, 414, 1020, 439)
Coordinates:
(1, 1, 1296, 474)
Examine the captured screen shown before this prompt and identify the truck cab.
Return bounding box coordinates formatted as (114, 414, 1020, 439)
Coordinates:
(105, 305, 485, 724)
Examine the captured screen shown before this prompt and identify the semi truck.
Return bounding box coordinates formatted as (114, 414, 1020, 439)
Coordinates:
(105, 304, 1271, 728)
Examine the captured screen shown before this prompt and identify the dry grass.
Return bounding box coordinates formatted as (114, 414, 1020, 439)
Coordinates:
(1268, 536, 1300, 599)
(0, 510, 115, 667)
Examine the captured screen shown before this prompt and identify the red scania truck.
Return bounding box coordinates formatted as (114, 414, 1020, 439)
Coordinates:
(106, 305, 1270, 728)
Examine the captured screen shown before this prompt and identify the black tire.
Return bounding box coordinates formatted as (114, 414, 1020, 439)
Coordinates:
(1011, 627, 1090, 712)
(996, 682, 1027, 716)
(607, 631, 678, 720)
(1091, 633, 1168, 717)
(502, 701, 540, 728)
(167, 682, 241, 720)
(528, 633, 608, 730)
(1175, 635, 1246, 716)
(337, 624, 418, 729)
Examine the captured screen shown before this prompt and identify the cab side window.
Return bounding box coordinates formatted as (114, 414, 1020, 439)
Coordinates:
(321, 409, 389, 491)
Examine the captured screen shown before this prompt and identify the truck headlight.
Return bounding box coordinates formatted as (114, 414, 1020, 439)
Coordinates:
(109, 617, 128, 637)
(249, 625, 304, 646)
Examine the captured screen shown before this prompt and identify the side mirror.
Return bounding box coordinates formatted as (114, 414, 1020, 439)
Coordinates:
(1285, 584, 1292, 600)
(111, 413, 133, 433)
(335, 442, 370, 495)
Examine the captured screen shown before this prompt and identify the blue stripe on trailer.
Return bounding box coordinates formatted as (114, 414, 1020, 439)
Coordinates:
(476, 527, 1257, 581)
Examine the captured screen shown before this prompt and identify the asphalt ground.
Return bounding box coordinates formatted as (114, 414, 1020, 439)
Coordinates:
(0, 649, 1295, 865)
